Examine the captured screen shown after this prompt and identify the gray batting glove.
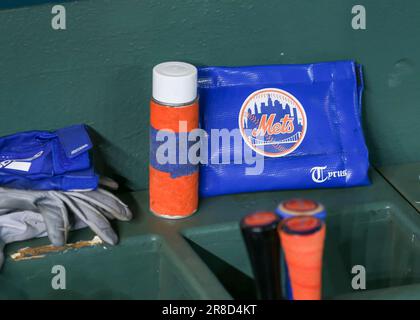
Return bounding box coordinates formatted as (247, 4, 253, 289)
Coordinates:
(0, 188, 71, 246)
(0, 210, 47, 269)
(0, 209, 88, 270)
(55, 188, 132, 245)
(0, 186, 132, 247)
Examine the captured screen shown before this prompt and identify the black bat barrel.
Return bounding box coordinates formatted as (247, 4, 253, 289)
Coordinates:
(240, 211, 282, 300)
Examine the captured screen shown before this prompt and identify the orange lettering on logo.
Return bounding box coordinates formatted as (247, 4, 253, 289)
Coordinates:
(251, 114, 295, 137)
(281, 114, 294, 133)
(252, 114, 275, 137)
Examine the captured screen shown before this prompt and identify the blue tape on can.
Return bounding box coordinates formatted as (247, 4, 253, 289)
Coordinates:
(150, 127, 199, 179)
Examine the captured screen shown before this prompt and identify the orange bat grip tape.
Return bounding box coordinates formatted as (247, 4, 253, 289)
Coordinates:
(280, 225, 326, 300)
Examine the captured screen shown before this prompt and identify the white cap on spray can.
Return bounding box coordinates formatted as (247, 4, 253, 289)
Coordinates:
(152, 61, 197, 105)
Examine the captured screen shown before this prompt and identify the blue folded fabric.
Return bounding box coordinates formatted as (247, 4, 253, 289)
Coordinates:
(198, 61, 370, 197)
(0, 124, 98, 191)
(0, 168, 98, 191)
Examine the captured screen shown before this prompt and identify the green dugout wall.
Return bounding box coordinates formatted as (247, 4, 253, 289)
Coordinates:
(0, 0, 418, 190)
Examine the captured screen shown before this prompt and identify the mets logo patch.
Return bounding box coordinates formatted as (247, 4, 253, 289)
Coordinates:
(238, 88, 307, 157)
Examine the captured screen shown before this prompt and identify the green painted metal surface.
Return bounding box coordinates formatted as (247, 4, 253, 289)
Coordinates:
(185, 203, 420, 299)
(0, 0, 419, 190)
(1, 235, 164, 299)
(1, 169, 420, 299)
(379, 162, 420, 212)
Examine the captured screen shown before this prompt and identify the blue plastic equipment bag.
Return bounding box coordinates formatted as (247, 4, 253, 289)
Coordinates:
(0, 124, 98, 191)
(198, 61, 370, 197)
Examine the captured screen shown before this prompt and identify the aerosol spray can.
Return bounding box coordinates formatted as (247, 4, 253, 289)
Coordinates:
(149, 62, 199, 219)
